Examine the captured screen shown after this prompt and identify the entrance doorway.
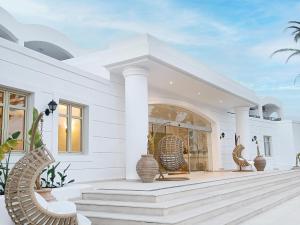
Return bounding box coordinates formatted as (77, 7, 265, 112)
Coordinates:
(149, 104, 211, 172)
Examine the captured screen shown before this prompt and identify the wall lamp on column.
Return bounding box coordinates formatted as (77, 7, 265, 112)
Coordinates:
(220, 132, 225, 139)
(45, 100, 58, 116)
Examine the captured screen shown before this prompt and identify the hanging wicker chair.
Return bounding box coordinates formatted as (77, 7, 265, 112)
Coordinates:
(157, 135, 189, 180)
(4, 111, 79, 225)
(232, 144, 253, 171)
(5, 147, 78, 225)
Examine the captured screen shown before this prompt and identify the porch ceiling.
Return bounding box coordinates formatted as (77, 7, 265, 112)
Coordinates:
(146, 59, 257, 110)
(66, 34, 260, 110)
(108, 57, 258, 110)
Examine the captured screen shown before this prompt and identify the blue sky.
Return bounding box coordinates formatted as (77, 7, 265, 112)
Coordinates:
(1, 0, 300, 120)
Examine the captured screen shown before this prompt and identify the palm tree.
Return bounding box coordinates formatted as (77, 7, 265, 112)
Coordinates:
(272, 21, 300, 86)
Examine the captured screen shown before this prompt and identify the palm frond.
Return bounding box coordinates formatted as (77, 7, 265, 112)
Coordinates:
(294, 32, 300, 42)
(286, 25, 300, 31)
(291, 29, 300, 35)
(271, 48, 300, 57)
(289, 21, 300, 25)
(286, 51, 300, 63)
(294, 75, 300, 86)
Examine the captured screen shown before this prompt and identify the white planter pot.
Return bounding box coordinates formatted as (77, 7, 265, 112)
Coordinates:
(0, 195, 14, 225)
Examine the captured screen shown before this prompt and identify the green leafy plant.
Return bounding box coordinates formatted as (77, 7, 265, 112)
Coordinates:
(0, 131, 21, 195)
(28, 107, 44, 149)
(56, 164, 75, 187)
(40, 162, 75, 188)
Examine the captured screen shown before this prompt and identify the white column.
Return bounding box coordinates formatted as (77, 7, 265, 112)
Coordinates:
(235, 107, 251, 159)
(123, 66, 149, 180)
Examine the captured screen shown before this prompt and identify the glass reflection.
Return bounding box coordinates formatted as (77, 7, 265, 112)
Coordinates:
(59, 104, 67, 115)
(9, 93, 26, 107)
(71, 118, 81, 152)
(0, 107, 2, 144)
(72, 107, 81, 117)
(9, 108, 25, 150)
(0, 92, 3, 103)
(58, 116, 67, 152)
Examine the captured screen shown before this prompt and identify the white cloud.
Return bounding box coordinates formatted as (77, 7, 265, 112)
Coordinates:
(0, 0, 239, 47)
(0, 0, 49, 16)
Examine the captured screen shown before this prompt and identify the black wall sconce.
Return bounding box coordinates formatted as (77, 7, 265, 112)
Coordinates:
(220, 132, 225, 139)
(252, 136, 257, 142)
(45, 100, 58, 116)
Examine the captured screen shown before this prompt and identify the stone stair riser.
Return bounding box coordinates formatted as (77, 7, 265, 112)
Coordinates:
(81, 172, 299, 203)
(77, 175, 300, 217)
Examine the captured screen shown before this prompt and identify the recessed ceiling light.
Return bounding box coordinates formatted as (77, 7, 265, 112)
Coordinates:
(219, 100, 223, 103)
(169, 81, 173, 85)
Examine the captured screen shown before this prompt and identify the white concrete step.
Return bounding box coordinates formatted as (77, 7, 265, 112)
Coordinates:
(81, 171, 295, 203)
(197, 183, 300, 225)
(75, 173, 300, 216)
(77, 171, 300, 225)
(79, 183, 300, 225)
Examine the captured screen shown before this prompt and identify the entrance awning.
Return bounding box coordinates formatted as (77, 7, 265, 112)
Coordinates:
(66, 34, 260, 110)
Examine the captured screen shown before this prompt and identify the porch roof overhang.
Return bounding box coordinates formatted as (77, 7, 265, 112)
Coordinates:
(66, 34, 260, 110)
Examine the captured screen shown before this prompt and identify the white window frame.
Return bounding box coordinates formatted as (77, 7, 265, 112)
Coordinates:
(58, 101, 84, 153)
(263, 136, 272, 157)
(0, 88, 29, 152)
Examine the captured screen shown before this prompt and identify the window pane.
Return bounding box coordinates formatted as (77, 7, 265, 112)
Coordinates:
(59, 104, 68, 115)
(0, 107, 2, 144)
(58, 116, 68, 152)
(9, 93, 26, 107)
(71, 118, 81, 152)
(0, 91, 3, 103)
(8, 108, 25, 150)
(72, 106, 81, 117)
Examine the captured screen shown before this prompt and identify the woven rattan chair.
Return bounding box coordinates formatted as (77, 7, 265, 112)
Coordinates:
(232, 144, 252, 171)
(4, 111, 78, 225)
(4, 147, 78, 225)
(157, 135, 188, 180)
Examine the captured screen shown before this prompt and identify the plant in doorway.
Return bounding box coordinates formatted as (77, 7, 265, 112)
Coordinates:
(252, 136, 266, 171)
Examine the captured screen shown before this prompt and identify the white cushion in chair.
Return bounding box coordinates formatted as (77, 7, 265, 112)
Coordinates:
(47, 201, 76, 214)
(77, 213, 92, 225)
(34, 192, 48, 209)
(35, 193, 91, 225)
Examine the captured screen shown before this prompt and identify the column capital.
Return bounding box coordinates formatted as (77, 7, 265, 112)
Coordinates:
(123, 66, 149, 78)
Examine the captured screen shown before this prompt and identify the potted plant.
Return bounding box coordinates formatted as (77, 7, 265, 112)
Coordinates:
(252, 136, 266, 171)
(37, 162, 75, 201)
(136, 131, 159, 183)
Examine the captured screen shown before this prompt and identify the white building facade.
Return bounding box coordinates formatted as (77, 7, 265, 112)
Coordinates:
(0, 7, 299, 182)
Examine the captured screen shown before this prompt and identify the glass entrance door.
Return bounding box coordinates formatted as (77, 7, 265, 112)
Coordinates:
(149, 123, 209, 172)
(189, 130, 208, 171)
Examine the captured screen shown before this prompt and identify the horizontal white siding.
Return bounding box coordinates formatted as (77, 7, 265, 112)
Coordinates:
(0, 39, 126, 182)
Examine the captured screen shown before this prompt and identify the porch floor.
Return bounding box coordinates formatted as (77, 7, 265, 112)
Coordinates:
(87, 170, 282, 192)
